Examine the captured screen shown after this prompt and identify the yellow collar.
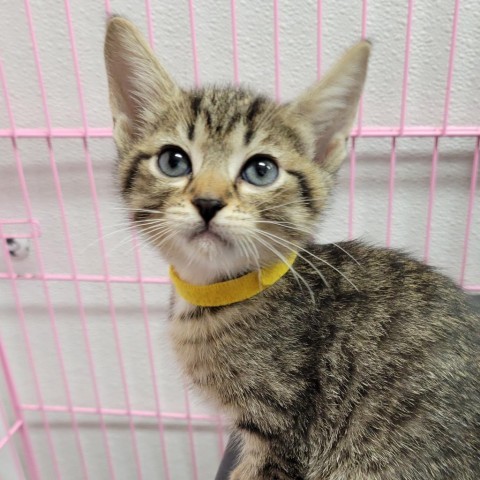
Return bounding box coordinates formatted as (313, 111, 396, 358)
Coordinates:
(169, 252, 297, 307)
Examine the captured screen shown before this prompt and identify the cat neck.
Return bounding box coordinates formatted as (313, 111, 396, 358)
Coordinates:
(170, 257, 256, 286)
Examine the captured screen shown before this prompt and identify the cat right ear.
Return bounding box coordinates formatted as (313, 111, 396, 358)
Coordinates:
(104, 17, 180, 149)
(289, 41, 370, 174)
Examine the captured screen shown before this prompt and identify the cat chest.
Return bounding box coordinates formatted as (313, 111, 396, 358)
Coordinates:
(169, 305, 306, 423)
(170, 309, 247, 391)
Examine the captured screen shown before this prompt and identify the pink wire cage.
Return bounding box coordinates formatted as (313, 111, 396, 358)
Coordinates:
(0, 1, 478, 479)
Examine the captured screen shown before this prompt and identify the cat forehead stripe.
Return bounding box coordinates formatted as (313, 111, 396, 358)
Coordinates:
(186, 90, 272, 143)
(286, 170, 317, 214)
(244, 96, 267, 145)
(123, 151, 151, 195)
(186, 89, 307, 156)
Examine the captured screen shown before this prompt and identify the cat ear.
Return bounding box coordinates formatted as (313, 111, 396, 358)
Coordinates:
(289, 41, 370, 173)
(104, 17, 180, 147)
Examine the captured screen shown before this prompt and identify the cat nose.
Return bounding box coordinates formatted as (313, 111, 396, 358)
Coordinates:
(192, 198, 225, 223)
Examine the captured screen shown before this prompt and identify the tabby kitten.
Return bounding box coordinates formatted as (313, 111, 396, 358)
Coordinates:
(104, 17, 479, 479)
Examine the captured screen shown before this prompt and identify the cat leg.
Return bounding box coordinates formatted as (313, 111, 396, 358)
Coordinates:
(229, 432, 306, 480)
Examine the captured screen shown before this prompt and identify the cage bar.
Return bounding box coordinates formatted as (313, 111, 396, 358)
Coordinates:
(1, 270, 478, 293)
(399, 0, 414, 133)
(189, 0, 200, 87)
(316, 0, 322, 78)
(131, 233, 172, 480)
(0, 2, 479, 479)
(183, 387, 199, 480)
(144, 0, 155, 49)
(273, 0, 281, 102)
(348, 137, 357, 239)
(0, 59, 65, 480)
(0, 413, 24, 479)
(23, 0, 118, 475)
(442, 0, 461, 132)
(386, 137, 397, 248)
(424, 137, 440, 263)
(356, 0, 368, 132)
(0, 398, 24, 480)
(63, 0, 145, 476)
(0, 338, 37, 479)
(2, 125, 480, 139)
(230, 0, 240, 85)
(0, 272, 170, 283)
(21, 404, 223, 422)
(459, 137, 480, 287)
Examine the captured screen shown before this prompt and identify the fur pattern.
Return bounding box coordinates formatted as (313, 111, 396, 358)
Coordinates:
(104, 17, 479, 479)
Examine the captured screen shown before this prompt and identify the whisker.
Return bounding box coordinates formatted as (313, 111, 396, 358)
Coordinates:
(106, 234, 151, 258)
(332, 242, 362, 267)
(148, 229, 178, 250)
(106, 224, 174, 257)
(244, 237, 261, 270)
(236, 237, 251, 266)
(79, 224, 138, 255)
(83, 219, 167, 244)
(246, 230, 316, 304)
(244, 236, 267, 289)
(80, 224, 152, 255)
(255, 220, 315, 237)
(255, 230, 330, 290)
(256, 230, 358, 291)
(117, 227, 178, 258)
(237, 236, 262, 287)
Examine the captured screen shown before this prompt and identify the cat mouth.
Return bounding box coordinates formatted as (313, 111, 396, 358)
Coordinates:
(189, 227, 229, 245)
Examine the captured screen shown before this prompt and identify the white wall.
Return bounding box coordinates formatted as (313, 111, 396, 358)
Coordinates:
(0, 1, 479, 479)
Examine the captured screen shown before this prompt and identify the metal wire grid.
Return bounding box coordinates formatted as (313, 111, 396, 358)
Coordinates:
(0, 0, 478, 479)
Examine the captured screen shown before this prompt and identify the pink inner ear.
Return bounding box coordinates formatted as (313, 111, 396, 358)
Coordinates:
(105, 17, 180, 136)
(325, 137, 343, 157)
(316, 134, 348, 175)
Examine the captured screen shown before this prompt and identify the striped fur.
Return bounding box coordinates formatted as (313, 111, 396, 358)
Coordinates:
(105, 18, 479, 479)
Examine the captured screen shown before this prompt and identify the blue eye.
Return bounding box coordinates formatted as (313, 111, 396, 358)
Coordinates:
(157, 147, 191, 177)
(241, 156, 278, 186)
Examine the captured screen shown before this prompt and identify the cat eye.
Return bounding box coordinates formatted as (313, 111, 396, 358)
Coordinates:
(157, 147, 192, 177)
(241, 155, 278, 186)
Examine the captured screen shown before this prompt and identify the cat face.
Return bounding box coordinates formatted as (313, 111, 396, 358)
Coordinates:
(116, 87, 332, 276)
(104, 18, 369, 280)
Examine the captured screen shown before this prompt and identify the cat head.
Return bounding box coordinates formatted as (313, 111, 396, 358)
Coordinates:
(104, 17, 370, 283)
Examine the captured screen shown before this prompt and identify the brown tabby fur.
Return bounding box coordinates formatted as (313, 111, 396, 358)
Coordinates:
(105, 17, 479, 479)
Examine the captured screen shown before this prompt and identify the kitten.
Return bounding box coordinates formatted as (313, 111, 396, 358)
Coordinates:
(104, 17, 479, 479)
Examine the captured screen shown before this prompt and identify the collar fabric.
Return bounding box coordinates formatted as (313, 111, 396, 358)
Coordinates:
(169, 252, 297, 307)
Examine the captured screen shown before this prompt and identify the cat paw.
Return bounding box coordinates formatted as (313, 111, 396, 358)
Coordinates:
(229, 463, 256, 480)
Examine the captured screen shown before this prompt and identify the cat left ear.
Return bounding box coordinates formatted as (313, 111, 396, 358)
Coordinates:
(289, 41, 371, 173)
(104, 17, 180, 149)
